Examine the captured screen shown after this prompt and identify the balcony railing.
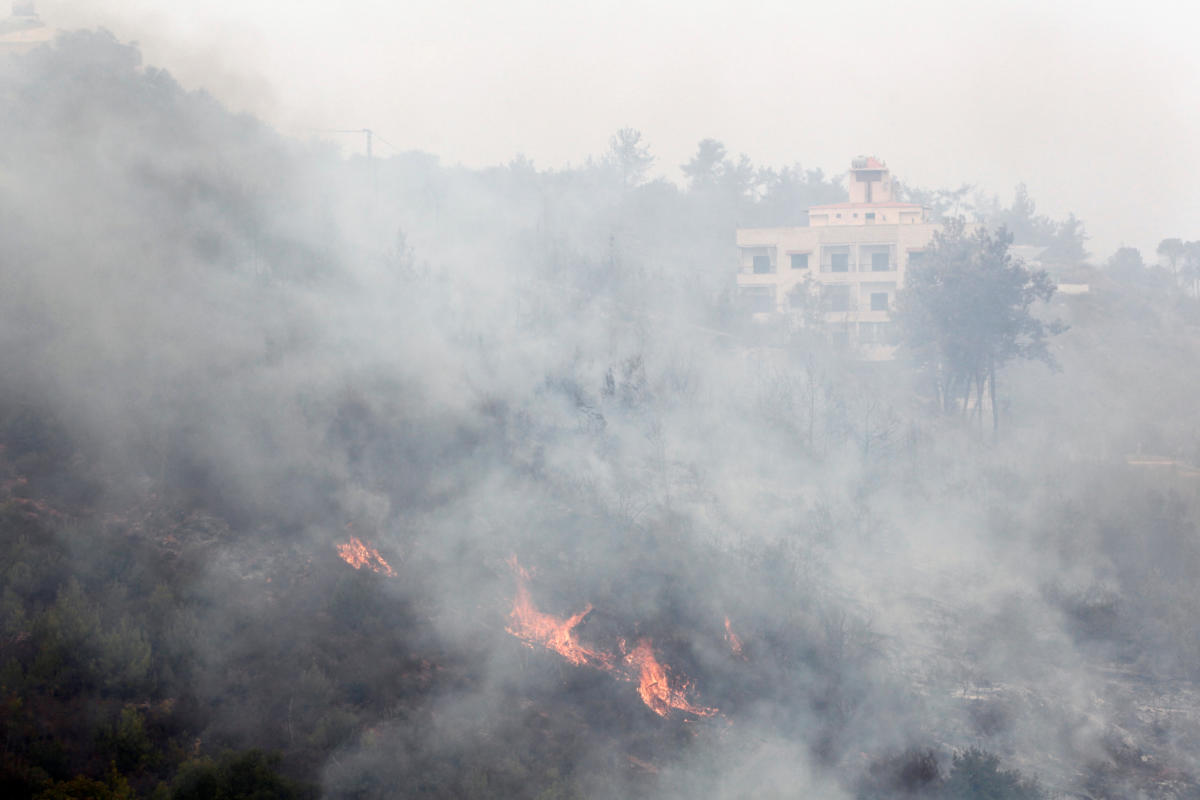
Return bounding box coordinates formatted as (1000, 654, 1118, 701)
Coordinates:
(739, 261, 778, 275)
(818, 261, 897, 274)
(821, 302, 900, 315)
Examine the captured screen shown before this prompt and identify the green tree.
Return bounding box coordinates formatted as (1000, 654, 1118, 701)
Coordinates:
(104, 706, 155, 773)
(36, 764, 135, 800)
(754, 164, 845, 226)
(939, 749, 1044, 799)
(994, 183, 1056, 245)
(606, 128, 654, 188)
(895, 180, 976, 221)
(897, 218, 1065, 430)
(1105, 246, 1147, 282)
(1184, 240, 1200, 297)
(171, 750, 311, 800)
(1044, 212, 1089, 264)
(31, 578, 102, 693)
(681, 138, 727, 191)
(857, 748, 940, 798)
(1157, 237, 1185, 279)
(982, 184, 1088, 263)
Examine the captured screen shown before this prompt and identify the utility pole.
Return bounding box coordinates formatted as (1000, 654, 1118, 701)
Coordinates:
(312, 126, 401, 206)
(315, 128, 375, 160)
(362, 129, 376, 199)
(314, 128, 377, 200)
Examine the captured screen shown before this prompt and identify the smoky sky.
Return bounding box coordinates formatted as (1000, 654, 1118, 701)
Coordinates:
(38, 0, 1200, 259)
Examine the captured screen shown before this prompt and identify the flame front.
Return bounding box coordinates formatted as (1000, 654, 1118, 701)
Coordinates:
(504, 557, 716, 718)
(624, 638, 717, 718)
(505, 556, 611, 667)
(336, 536, 396, 577)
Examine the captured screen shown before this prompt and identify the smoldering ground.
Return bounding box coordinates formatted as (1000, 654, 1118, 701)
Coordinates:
(4, 30, 1200, 800)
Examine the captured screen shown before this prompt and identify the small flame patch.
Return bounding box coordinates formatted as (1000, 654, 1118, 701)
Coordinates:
(724, 615, 746, 659)
(336, 536, 396, 577)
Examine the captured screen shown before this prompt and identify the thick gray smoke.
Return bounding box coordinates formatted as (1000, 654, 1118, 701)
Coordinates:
(4, 30, 1200, 800)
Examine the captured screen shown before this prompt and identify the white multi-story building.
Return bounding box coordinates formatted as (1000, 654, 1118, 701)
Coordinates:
(736, 156, 941, 358)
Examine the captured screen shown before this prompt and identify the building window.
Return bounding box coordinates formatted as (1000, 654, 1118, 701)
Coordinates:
(752, 255, 772, 274)
(870, 292, 889, 311)
(865, 212, 876, 224)
(908, 251, 926, 267)
(822, 246, 851, 273)
(825, 285, 852, 312)
(790, 253, 809, 270)
(871, 251, 890, 271)
(741, 287, 775, 313)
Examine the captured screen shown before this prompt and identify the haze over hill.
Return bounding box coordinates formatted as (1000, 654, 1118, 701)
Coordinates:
(36, 0, 1200, 259)
(3, 16, 1200, 800)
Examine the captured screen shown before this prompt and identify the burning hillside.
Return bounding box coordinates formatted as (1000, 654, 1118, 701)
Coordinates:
(505, 556, 717, 719)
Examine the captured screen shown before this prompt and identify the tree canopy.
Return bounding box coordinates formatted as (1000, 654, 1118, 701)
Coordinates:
(605, 128, 654, 188)
(897, 218, 1065, 429)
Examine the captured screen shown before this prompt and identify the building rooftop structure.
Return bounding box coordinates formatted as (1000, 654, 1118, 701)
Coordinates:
(735, 156, 940, 359)
(0, 2, 54, 55)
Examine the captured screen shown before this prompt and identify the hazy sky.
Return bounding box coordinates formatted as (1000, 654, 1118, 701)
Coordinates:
(41, 0, 1200, 258)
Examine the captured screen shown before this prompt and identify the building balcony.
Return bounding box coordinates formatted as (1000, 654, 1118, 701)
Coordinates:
(818, 262, 897, 275)
(820, 309, 896, 322)
(814, 269, 861, 282)
(737, 272, 780, 286)
(814, 272, 901, 285)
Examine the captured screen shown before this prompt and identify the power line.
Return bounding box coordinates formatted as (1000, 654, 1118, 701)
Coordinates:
(370, 131, 402, 154)
(309, 128, 372, 158)
(308, 128, 403, 158)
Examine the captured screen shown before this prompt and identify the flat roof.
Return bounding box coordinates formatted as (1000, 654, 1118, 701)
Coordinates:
(0, 25, 52, 45)
(851, 156, 887, 169)
(809, 202, 925, 211)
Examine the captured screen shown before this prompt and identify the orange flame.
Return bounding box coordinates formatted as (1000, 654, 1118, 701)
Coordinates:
(724, 616, 745, 659)
(504, 557, 716, 718)
(505, 556, 611, 667)
(624, 638, 717, 718)
(336, 536, 396, 577)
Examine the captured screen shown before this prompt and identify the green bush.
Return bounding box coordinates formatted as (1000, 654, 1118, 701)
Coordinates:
(171, 750, 313, 800)
(940, 749, 1044, 800)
